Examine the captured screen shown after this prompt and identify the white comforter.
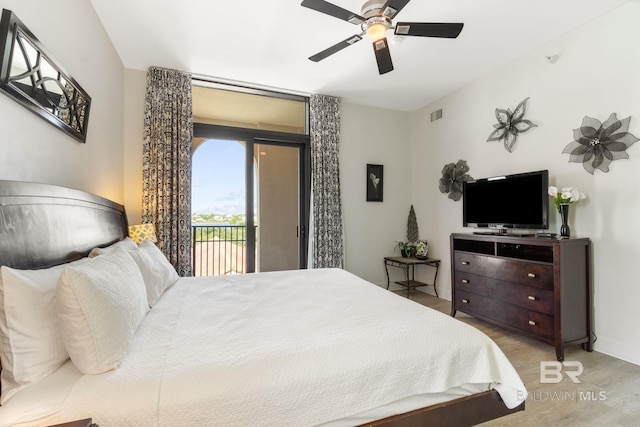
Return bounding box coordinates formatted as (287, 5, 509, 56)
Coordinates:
(58, 268, 526, 426)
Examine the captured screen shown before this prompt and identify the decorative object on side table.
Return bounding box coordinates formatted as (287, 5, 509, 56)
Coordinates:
(395, 241, 411, 257)
(366, 164, 383, 202)
(439, 159, 472, 201)
(562, 113, 638, 174)
(415, 241, 429, 260)
(407, 205, 419, 242)
(487, 97, 537, 153)
(395, 205, 423, 257)
(406, 204, 420, 256)
(0, 9, 91, 143)
(548, 186, 585, 238)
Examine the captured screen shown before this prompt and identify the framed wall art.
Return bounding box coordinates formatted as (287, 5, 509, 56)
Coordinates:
(0, 9, 91, 143)
(367, 164, 383, 202)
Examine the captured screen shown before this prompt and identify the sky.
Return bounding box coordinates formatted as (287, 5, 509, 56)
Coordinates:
(192, 139, 245, 215)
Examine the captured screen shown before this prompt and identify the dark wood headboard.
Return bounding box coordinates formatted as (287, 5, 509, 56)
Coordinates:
(0, 180, 128, 270)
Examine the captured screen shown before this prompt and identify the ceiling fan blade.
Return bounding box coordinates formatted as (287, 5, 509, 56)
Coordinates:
(379, 0, 412, 19)
(394, 22, 464, 38)
(301, 0, 366, 25)
(372, 38, 394, 75)
(309, 34, 363, 62)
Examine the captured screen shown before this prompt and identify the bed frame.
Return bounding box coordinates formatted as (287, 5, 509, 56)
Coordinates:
(0, 180, 524, 426)
(0, 180, 128, 269)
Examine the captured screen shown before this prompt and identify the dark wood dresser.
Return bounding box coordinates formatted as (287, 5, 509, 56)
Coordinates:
(450, 233, 592, 361)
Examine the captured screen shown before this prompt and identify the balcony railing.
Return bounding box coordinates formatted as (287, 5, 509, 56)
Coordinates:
(191, 225, 248, 277)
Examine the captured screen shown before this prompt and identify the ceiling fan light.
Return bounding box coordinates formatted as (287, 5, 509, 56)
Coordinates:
(366, 23, 387, 41)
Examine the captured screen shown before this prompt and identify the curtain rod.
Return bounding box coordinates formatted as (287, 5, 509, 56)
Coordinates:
(191, 74, 310, 103)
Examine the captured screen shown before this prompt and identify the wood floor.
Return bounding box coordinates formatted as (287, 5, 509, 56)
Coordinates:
(399, 290, 640, 427)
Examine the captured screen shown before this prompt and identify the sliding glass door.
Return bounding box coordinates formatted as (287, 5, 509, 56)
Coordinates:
(192, 125, 309, 275)
(253, 140, 303, 272)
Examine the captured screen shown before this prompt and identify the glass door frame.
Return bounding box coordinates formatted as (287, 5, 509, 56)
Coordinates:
(193, 123, 311, 272)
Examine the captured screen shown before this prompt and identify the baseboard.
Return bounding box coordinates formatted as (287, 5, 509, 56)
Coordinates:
(592, 336, 640, 367)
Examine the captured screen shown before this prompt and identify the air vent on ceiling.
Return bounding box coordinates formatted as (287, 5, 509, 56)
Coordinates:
(431, 109, 443, 122)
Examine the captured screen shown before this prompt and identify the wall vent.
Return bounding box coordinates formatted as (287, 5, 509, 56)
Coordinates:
(431, 109, 443, 122)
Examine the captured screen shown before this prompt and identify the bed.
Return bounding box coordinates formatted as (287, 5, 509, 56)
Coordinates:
(0, 180, 526, 426)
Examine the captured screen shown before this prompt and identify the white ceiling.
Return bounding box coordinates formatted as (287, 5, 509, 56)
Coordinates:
(89, 0, 629, 112)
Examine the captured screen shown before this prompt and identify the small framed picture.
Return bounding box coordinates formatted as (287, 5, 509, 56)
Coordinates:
(366, 164, 383, 202)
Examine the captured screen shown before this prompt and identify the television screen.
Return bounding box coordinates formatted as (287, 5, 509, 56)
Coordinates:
(463, 170, 549, 230)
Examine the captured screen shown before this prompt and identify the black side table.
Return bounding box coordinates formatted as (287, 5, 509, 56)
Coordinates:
(384, 256, 440, 298)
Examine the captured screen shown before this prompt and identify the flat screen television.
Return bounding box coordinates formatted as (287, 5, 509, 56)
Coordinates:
(463, 169, 549, 233)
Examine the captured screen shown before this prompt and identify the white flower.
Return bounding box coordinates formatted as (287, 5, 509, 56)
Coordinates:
(569, 188, 582, 202)
(550, 184, 585, 212)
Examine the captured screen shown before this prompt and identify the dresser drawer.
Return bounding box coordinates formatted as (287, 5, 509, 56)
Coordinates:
(455, 290, 554, 341)
(455, 272, 554, 315)
(454, 252, 553, 290)
(484, 257, 553, 289)
(453, 252, 488, 275)
(454, 290, 500, 321)
(506, 305, 554, 341)
(453, 271, 492, 293)
(499, 283, 554, 315)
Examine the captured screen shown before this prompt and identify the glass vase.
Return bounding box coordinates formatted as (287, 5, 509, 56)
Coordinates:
(559, 204, 570, 238)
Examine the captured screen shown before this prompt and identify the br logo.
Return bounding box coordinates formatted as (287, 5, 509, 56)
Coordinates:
(540, 361, 584, 384)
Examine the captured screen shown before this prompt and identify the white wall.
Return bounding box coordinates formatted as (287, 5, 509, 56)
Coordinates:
(410, 2, 640, 365)
(123, 69, 147, 225)
(340, 102, 412, 285)
(0, 1, 125, 203)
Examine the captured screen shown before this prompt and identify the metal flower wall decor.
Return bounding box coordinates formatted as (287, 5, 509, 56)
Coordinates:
(487, 97, 537, 153)
(562, 113, 639, 174)
(439, 160, 472, 201)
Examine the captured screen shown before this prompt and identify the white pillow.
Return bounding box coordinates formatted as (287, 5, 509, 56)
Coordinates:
(56, 248, 149, 375)
(88, 236, 138, 258)
(127, 239, 179, 306)
(0, 258, 89, 404)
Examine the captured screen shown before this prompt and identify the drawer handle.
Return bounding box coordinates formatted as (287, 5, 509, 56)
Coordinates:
(462, 279, 469, 284)
(527, 273, 536, 278)
(528, 295, 537, 301)
(461, 261, 470, 265)
(462, 299, 469, 304)
(528, 320, 536, 326)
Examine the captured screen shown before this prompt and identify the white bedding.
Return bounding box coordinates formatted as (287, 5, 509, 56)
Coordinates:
(1, 268, 527, 426)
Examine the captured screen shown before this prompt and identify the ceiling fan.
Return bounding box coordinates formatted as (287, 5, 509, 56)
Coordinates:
(301, 0, 464, 75)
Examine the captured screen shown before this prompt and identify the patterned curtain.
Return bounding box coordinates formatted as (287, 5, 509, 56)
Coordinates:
(142, 67, 193, 276)
(309, 94, 344, 269)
